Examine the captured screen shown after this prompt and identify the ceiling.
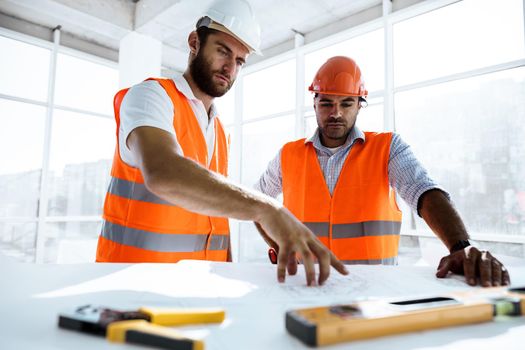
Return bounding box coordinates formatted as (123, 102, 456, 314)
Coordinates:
(0, 0, 386, 71)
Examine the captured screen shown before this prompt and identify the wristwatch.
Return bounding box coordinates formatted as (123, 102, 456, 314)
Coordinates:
(450, 239, 470, 254)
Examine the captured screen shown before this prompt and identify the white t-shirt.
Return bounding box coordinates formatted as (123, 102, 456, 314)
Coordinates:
(119, 73, 218, 167)
(326, 145, 343, 155)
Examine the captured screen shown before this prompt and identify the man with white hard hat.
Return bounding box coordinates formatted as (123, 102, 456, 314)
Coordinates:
(96, 0, 348, 286)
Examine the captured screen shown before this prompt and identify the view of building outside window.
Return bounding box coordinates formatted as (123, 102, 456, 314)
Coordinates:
(0, 36, 50, 262)
(44, 52, 117, 263)
(393, 0, 525, 236)
(47, 109, 115, 217)
(0, 100, 46, 218)
(396, 68, 525, 238)
(392, 0, 525, 259)
(0, 35, 118, 262)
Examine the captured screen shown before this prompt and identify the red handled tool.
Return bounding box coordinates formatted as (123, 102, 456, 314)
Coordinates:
(268, 248, 278, 264)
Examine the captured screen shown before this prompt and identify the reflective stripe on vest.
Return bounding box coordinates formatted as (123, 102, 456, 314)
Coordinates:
(281, 132, 402, 264)
(108, 177, 171, 205)
(101, 221, 229, 252)
(332, 221, 402, 238)
(304, 222, 329, 237)
(97, 78, 230, 263)
(341, 257, 398, 265)
(305, 221, 401, 239)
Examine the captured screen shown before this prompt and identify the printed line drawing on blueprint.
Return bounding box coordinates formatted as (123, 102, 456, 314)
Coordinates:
(264, 272, 370, 302)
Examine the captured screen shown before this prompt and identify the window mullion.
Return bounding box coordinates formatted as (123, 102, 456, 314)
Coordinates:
(35, 26, 61, 263)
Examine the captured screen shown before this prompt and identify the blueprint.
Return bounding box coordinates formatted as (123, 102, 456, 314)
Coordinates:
(34, 259, 525, 309)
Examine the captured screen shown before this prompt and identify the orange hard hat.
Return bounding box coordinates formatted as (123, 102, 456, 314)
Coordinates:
(308, 56, 368, 97)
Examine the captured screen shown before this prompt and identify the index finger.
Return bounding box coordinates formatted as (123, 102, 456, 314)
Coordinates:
(329, 250, 348, 276)
(307, 240, 331, 285)
(287, 251, 298, 276)
(463, 248, 480, 286)
(479, 251, 492, 287)
(276, 245, 289, 283)
(298, 244, 317, 286)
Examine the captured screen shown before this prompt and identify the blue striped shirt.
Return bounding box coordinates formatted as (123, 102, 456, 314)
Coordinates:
(255, 127, 447, 213)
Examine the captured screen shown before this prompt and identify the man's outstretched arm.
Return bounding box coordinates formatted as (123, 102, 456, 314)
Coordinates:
(128, 126, 348, 285)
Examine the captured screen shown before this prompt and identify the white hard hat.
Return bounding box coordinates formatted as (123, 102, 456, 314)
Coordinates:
(197, 0, 261, 55)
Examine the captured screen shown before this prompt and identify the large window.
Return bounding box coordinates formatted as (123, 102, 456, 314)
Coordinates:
(236, 58, 296, 261)
(0, 35, 50, 262)
(392, 0, 525, 251)
(0, 100, 46, 218)
(393, 0, 525, 86)
(240, 58, 297, 186)
(46, 52, 117, 263)
(396, 68, 525, 236)
(47, 109, 114, 217)
(0, 32, 118, 263)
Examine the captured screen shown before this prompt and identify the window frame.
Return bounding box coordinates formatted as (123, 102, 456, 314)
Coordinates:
(0, 26, 118, 263)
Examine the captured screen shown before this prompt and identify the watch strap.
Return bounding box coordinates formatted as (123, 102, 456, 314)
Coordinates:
(450, 239, 470, 254)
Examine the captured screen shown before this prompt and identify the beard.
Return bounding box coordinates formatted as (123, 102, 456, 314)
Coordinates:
(189, 50, 233, 97)
(319, 117, 351, 141)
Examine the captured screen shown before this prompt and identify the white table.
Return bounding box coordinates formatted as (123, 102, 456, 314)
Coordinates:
(1, 253, 524, 350)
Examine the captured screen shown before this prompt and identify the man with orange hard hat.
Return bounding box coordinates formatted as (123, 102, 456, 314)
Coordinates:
(96, 0, 349, 286)
(256, 56, 510, 287)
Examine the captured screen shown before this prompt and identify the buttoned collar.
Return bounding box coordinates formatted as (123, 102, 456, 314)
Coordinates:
(306, 126, 365, 154)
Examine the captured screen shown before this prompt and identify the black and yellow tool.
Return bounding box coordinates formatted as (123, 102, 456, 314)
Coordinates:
(58, 304, 225, 350)
(286, 286, 525, 346)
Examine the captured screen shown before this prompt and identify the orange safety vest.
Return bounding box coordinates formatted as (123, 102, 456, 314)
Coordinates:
(96, 78, 230, 263)
(281, 132, 402, 265)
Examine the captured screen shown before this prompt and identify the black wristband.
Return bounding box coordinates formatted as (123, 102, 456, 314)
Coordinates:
(450, 239, 470, 254)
